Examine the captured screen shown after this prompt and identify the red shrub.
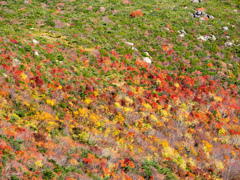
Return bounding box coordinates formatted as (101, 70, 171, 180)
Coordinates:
(130, 11, 143, 18)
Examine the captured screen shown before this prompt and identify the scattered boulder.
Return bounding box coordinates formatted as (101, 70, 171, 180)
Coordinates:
(225, 41, 234, 47)
(178, 29, 186, 37)
(192, 8, 214, 19)
(125, 41, 134, 46)
(33, 39, 39, 45)
(197, 35, 216, 41)
(144, 52, 150, 57)
(143, 57, 152, 64)
(222, 26, 228, 31)
(131, 47, 138, 51)
(34, 51, 39, 56)
(191, 0, 202, 2)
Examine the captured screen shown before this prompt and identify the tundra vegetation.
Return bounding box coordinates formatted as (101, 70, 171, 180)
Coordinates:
(0, 0, 239, 179)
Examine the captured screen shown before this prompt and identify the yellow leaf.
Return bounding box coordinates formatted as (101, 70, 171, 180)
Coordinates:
(35, 160, 43, 167)
(70, 158, 78, 165)
(21, 73, 27, 80)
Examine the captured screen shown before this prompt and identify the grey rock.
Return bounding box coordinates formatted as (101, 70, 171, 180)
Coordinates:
(222, 26, 228, 31)
(197, 10, 202, 15)
(209, 15, 214, 19)
(143, 57, 152, 64)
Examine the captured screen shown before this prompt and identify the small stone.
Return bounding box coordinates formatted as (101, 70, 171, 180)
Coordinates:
(181, 30, 186, 34)
(197, 10, 202, 15)
(13, 58, 21, 65)
(209, 15, 214, 19)
(205, 36, 210, 40)
(222, 26, 228, 31)
(198, 36, 207, 41)
(225, 42, 234, 47)
(200, 17, 205, 21)
(143, 57, 152, 64)
(33, 39, 39, 44)
(131, 47, 138, 51)
(144, 52, 150, 57)
(34, 51, 39, 56)
(125, 41, 134, 46)
(212, 35, 216, 41)
(179, 34, 185, 37)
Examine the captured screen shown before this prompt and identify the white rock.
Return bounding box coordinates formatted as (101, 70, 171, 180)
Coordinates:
(2, 73, 7, 77)
(197, 36, 207, 41)
(144, 52, 150, 57)
(30, 27, 34, 29)
(222, 26, 228, 31)
(212, 35, 216, 41)
(178, 30, 186, 35)
(179, 34, 185, 37)
(143, 57, 152, 64)
(131, 47, 138, 51)
(209, 15, 214, 19)
(184, 7, 188, 9)
(33, 39, 39, 44)
(34, 51, 39, 56)
(226, 36, 230, 39)
(13, 58, 21, 65)
(205, 36, 211, 40)
(225, 42, 234, 47)
(56, 60, 63, 64)
(200, 17, 205, 21)
(233, 9, 238, 13)
(125, 42, 134, 46)
(182, 30, 186, 34)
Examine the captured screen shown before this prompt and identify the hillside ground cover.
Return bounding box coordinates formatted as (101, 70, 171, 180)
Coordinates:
(0, 0, 240, 179)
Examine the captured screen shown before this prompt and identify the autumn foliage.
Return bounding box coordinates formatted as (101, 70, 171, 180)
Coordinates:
(0, 0, 240, 180)
(130, 11, 143, 18)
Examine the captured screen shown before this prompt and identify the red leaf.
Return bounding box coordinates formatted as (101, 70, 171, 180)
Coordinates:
(10, 38, 18, 44)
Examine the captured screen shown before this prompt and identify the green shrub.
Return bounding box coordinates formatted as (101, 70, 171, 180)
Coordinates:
(45, 19, 56, 27)
(42, 169, 55, 180)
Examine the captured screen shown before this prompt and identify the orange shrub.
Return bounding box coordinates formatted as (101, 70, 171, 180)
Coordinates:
(130, 11, 143, 18)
